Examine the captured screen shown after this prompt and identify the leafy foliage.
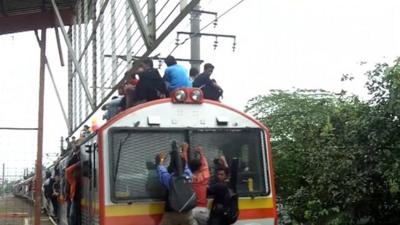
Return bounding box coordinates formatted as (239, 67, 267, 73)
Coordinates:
(245, 62, 400, 225)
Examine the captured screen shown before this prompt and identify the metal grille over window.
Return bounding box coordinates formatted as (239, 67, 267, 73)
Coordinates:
(109, 128, 269, 201)
(109, 130, 186, 201)
(191, 129, 269, 195)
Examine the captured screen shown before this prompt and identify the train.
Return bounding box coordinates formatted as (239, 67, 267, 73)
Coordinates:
(13, 87, 277, 225)
(12, 175, 35, 201)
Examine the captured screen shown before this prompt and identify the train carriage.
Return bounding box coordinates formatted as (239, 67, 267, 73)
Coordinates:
(17, 88, 277, 225)
(75, 88, 277, 225)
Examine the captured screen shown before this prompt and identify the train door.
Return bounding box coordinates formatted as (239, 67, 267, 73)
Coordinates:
(81, 138, 100, 225)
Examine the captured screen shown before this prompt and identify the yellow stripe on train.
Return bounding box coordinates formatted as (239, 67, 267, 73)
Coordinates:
(105, 197, 274, 217)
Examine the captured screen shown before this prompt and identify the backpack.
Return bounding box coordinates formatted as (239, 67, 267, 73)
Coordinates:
(200, 84, 223, 101)
(211, 187, 239, 224)
(168, 175, 197, 212)
(167, 141, 197, 212)
(223, 188, 239, 224)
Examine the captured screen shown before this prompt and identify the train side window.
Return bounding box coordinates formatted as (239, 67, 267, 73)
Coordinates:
(191, 129, 269, 196)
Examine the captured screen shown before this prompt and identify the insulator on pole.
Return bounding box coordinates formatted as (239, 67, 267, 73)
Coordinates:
(213, 17, 218, 28)
(175, 34, 180, 46)
(213, 37, 218, 50)
(232, 40, 236, 52)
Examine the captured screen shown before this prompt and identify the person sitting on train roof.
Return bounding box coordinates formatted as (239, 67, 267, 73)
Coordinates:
(163, 55, 192, 92)
(133, 57, 168, 103)
(189, 67, 199, 82)
(102, 94, 124, 121)
(155, 143, 198, 225)
(123, 71, 139, 108)
(193, 63, 223, 101)
(183, 145, 210, 225)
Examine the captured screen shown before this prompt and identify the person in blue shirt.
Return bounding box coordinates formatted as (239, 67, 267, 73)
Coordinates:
(157, 151, 193, 189)
(156, 143, 197, 225)
(163, 55, 192, 92)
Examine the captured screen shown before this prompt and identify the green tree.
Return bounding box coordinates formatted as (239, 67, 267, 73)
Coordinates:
(245, 61, 400, 225)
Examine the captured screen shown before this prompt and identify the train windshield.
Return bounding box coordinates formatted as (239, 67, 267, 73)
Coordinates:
(109, 128, 269, 202)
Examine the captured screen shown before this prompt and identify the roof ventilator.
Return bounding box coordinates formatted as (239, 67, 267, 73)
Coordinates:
(147, 116, 161, 126)
(216, 116, 228, 126)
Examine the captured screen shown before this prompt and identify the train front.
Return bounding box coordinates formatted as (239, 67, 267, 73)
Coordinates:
(97, 88, 277, 225)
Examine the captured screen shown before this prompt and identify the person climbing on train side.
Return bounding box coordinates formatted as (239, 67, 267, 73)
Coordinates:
(182, 145, 210, 225)
(70, 136, 77, 152)
(134, 57, 168, 103)
(207, 157, 239, 225)
(52, 174, 61, 220)
(81, 124, 91, 139)
(189, 67, 199, 82)
(163, 55, 192, 93)
(156, 142, 197, 225)
(43, 171, 55, 216)
(193, 63, 223, 101)
(64, 137, 71, 152)
(66, 161, 81, 225)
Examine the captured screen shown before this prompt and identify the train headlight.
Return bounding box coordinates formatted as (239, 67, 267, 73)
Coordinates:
(190, 89, 203, 102)
(171, 88, 203, 104)
(174, 89, 187, 102)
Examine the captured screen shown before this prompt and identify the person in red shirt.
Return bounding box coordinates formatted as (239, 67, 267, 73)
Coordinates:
(182, 144, 210, 225)
(123, 70, 140, 108)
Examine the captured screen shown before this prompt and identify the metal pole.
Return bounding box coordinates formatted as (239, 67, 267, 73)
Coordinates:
(92, 0, 98, 107)
(2, 163, 4, 197)
(68, 28, 73, 134)
(54, 26, 65, 66)
(190, 4, 201, 71)
(50, 0, 96, 110)
(60, 136, 64, 154)
(127, 0, 152, 49)
(147, 0, 156, 43)
(0, 127, 38, 130)
(34, 28, 46, 225)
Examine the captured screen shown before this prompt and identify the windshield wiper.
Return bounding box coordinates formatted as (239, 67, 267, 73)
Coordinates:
(113, 133, 132, 186)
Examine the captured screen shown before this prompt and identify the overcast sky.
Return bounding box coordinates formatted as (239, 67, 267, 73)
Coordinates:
(1, 0, 400, 178)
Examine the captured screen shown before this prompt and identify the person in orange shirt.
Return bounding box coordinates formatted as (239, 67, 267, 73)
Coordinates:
(66, 162, 79, 225)
(182, 144, 210, 225)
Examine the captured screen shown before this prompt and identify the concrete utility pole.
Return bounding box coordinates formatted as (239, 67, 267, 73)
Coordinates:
(190, 4, 201, 71)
